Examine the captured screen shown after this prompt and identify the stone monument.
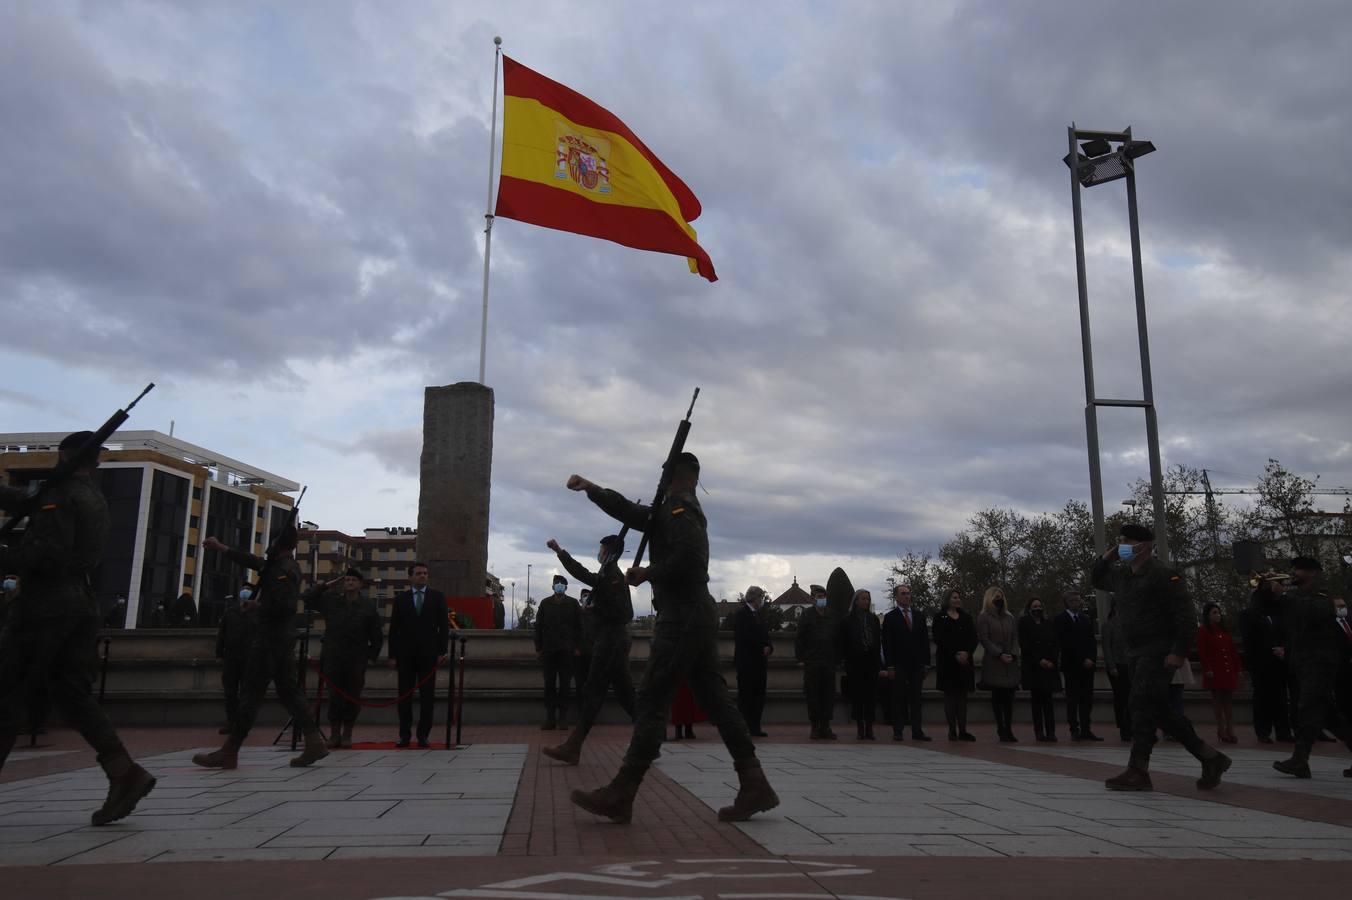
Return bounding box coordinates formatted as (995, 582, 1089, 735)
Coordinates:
(416, 382, 494, 603)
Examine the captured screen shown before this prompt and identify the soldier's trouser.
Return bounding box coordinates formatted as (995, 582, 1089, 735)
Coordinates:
(323, 653, 369, 725)
(231, 625, 318, 740)
(1128, 654, 1211, 769)
(1107, 665, 1131, 737)
(736, 662, 767, 733)
(1291, 665, 1352, 761)
(574, 628, 636, 733)
(1064, 667, 1094, 735)
(802, 666, 836, 725)
(541, 650, 573, 720)
(1251, 664, 1292, 739)
(621, 615, 755, 772)
(574, 653, 592, 708)
(221, 654, 246, 726)
(0, 612, 129, 774)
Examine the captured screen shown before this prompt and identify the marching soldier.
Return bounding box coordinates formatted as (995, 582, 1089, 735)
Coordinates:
(564, 454, 779, 824)
(192, 524, 330, 769)
(542, 535, 637, 764)
(0, 432, 156, 825)
(1092, 523, 1230, 792)
(305, 568, 384, 748)
(1274, 556, 1352, 778)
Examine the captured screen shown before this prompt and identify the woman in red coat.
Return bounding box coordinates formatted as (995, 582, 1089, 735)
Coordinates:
(1196, 602, 1242, 744)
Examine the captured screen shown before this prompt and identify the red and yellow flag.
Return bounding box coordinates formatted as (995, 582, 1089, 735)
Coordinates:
(494, 56, 717, 282)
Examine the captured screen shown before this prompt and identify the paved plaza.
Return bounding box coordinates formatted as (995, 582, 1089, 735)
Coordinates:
(2, 725, 1350, 897)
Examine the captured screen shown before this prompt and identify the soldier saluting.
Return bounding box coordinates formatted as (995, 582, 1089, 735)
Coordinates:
(0, 431, 156, 825)
(563, 453, 779, 824)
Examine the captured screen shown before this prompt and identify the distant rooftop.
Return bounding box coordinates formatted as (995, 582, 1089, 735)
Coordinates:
(0, 429, 299, 493)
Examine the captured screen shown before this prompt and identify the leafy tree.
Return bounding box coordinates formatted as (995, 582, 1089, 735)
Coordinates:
(516, 597, 536, 630)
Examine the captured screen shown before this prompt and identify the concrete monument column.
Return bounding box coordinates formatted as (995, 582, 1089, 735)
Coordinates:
(416, 382, 493, 602)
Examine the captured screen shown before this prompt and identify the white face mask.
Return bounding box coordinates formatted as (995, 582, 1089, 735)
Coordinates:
(2, 578, 16, 592)
(553, 583, 566, 595)
(238, 588, 253, 601)
(814, 597, 827, 609)
(1338, 607, 1349, 620)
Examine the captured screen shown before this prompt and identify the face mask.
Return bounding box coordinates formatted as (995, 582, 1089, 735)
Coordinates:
(1118, 543, 1135, 563)
(815, 598, 827, 609)
(238, 589, 253, 601)
(553, 584, 566, 595)
(1338, 607, 1349, 620)
(2, 578, 15, 591)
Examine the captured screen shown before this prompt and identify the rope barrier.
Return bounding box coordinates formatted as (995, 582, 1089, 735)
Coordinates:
(307, 658, 444, 709)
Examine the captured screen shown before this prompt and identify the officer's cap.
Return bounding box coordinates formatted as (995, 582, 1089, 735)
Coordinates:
(1119, 523, 1154, 542)
(58, 431, 104, 465)
(1290, 555, 1322, 572)
(344, 567, 366, 583)
(809, 584, 826, 596)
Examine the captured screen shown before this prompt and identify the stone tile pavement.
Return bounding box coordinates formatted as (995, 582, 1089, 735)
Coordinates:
(654, 743, 1352, 860)
(0, 743, 524, 865)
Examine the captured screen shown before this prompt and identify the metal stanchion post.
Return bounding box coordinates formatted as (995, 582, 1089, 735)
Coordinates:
(98, 636, 111, 706)
(455, 637, 467, 747)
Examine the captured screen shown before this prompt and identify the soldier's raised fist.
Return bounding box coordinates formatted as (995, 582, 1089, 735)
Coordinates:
(546, 539, 561, 552)
(566, 474, 591, 492)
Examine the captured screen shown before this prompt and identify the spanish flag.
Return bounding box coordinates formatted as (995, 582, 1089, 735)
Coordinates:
(495, 57, 717, 282)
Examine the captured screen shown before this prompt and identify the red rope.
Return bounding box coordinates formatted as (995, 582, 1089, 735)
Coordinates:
(308, 659, 443, 708)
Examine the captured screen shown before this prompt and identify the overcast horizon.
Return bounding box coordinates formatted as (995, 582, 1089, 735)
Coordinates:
(4, 1, 1351, 618)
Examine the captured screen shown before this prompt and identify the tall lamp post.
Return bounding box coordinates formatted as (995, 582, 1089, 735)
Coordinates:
(1065, 124, 1168, 620)
(526, 564, 532, 623)
(510, 580, 516, 629)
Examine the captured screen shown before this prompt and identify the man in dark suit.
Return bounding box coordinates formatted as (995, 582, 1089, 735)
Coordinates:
(1335, 597, 1352, 728)
(388, 561, 449, 747)
(882, 583, 932, 741)
(1056, 591, 1102, 741)
(734, 586, 773, 737)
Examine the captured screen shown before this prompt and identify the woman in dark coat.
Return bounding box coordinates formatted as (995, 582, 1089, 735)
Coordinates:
(843, 589, 884, 740)
(1018, 596, 1061, 742)
(978, 586, 1021, 743)
(932, 588, 978, 741)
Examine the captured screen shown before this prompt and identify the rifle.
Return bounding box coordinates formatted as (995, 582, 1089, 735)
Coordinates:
(0, 383, 155, 542)
(605, 388, 700, 573)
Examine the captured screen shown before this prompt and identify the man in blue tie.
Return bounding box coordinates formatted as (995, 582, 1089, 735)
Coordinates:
(388, 562, 449, 747)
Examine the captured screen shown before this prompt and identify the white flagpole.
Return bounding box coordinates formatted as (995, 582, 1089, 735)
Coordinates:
(477, 36, 503, 385)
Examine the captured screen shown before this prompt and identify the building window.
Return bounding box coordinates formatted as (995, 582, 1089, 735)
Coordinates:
(139, 469, 191, 627)
(255, 531, 263, 545)
(192, 486, 202, 500)
(186, 545, 196, 558)
(190, 515, 200, 529)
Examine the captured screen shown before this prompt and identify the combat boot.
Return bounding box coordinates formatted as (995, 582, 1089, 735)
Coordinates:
(718, 758, 780, 822)
(1273, 744, 1313, 779)
(327, 724, 342, 749)
(92, 759, 156, 826)
(571, 764, 646, 824)
(543, 727, 586, 765)
(290, 729, 331, 767)
(1197, 750, 1231, 790)
(341, 723, 354, 748)
(1105, 756, 1153, 791)
(192, 734, 242, 770)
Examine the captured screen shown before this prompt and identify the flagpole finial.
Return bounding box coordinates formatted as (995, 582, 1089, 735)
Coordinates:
(494, 36, 502, 46)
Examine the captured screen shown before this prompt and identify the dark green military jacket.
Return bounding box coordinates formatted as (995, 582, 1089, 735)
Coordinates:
(1090, 555, 1194, 659)
(223, 547, 301, 626)
(216, 602, 258, 659)
(304, 586, 384, 662)
(534, 594, 581, 653)
(795, 604, 845, 667)
(1283, 582, 1340, 676)
(556, 548, 633, 630)
(587, 486, 716, 627)
(0, 475, 108, 620)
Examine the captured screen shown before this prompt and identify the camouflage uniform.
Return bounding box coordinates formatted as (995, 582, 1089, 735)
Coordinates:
(555, 548, 636, 735)
(215, 599, 258, 731)
(795, 604, 844, 735)
(224, 548, 320, 741)
(1283, 582, 1352, 766)
(586, 486, 755, 771)
(304, 586, 383, 728)
(1091, 555, 1219, 774)
(0, 478, 133, 777)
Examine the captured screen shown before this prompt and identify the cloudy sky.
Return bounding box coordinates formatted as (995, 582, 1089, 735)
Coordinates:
(4, 1, 1351, 619)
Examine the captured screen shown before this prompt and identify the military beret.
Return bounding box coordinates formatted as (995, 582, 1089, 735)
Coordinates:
(745, 586, 766, 603)
(600, 534, 624, 550)
(809, 584, 826, 595)
(1290, 555, 1322, 571)
(58, 430, 104, 463)
(344, 567, 366, 582)
(675, 451, 700, 472)
(1119, 523, 1154, 542)
(552, 574, 568, 586)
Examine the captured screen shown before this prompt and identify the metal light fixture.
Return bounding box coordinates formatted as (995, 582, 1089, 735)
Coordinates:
(1080, 137, 1112, 157)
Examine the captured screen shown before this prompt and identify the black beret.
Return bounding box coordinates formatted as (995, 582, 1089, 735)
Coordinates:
(675, 451, 700, 471)
(1290, 555, 1322, 571)
(600, 534, 624, 550)
(1119, 523, 1154, 542)
(552, 574, 568, 586)
(344, 567, 366, 582)
(58, 431, 103, 463)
